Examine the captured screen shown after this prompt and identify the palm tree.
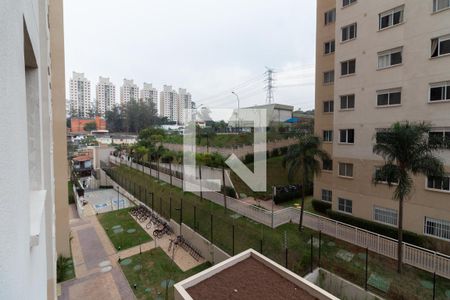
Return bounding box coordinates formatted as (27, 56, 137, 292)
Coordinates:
(283, 134, 330, 231)
(373, 121, 444, 273)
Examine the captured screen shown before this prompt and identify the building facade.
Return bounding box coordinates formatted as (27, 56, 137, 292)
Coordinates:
(178, 88, 192, 124)
(0, 0, 69, 298)
(140, 82, 158, 105)
(120, 78, 139, 104)
(160, 85, 180, 123)
(69, 71, 91, 118)
(314, 0, 450, 239)
(96, 76, 116, 116)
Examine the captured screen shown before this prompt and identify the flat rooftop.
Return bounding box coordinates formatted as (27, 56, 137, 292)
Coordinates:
(175, 249, 337, 300)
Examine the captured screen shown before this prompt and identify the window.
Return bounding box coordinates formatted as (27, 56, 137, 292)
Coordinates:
(429, 81, 450, 102)
(338, 198, 352, 214)
(324, 70, 335, 84)
(342, 23, 357, 42)
(323, 130, 333, 142)
(427, 175, 450, 192)
(429, 130, 450, 148)
(379, 6, 404, 30)
(339, 129, 355, 144)
(374, 166, 398, 184)
(434, 0, 450, 12)
(321, 189, 332, 202)
(424, 217, 450, 240)
(324, 40, 335, 55)
(378, 48, 403, 69)
(340, 94, 355, 109)
(374, 206, 398, 226)
(341, 59, 356, 76)
(325, 9, 336, 25)
(431, 35, 450, 57)
(339, 163, 353, 177)
(377, 89, 401, 106)
(323, 159, 333, 171)
(324, 100, 334, 113)
(343, 0, 357, 7)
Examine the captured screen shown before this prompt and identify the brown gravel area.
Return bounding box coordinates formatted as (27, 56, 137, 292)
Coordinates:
(186, 257, 318, 300)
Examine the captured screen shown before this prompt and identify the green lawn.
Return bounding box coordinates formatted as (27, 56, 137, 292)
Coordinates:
(97, 208, 152, 250)
(105, 165, 450, 300)
(120, 248, 211, 300)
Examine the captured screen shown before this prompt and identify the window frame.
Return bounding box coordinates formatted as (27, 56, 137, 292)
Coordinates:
(321, 189, 333, 202)
(428, 129, 450, 149)
(324, 40, 336, 55)
(339, 129, 355, 144)
(323, 159, 333, 171)
(424, 217, 450, 241)
(378, 47, 403, 69)
(338, 198, 353, 214)
(342, 0, 357, 8)
(341, 23, 357, 42)
(376, 88, 402, 107)
(338, 162, 354, 178)
(373, 206, 398, 226)
(323, 100, 334, 113)
(433, 0, 450, 12)
(325, 9, 336, 26)
(426, 174, 450, 193)
(323, 70, 335, 85)
(379, 6, 404, 30)
(341, 59, 356, 76)
(323, 130, 333, 143)
(340, 94, 355, 110)
(431, 35, 450, 58)
(429, 81, 450, 102)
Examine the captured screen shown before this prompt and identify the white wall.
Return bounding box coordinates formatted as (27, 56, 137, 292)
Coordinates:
(0, 0, 56, 299)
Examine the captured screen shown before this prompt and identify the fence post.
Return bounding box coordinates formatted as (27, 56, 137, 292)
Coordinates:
(160, 197, 162, 215)
(260, 239, 263, 254)
(232, 225, 235, 256)
(210, 214, 213, 243)
(169, 196, 172, 219)
(310, 234, 313, 273)
(318, 231, 322, 268)
(433, 272, 436, 300)
(194, 206, 197, 231)
(365, 248, 369, 291)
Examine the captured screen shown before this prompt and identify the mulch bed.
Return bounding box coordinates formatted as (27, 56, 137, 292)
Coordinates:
(186, 257, 318, 300)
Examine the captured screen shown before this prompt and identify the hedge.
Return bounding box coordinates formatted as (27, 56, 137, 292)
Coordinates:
(326, 209, 429, 248)
(311, 200, 331, 214)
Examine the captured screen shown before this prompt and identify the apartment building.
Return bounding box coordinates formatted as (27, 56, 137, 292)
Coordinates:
(314, 0, 450, 240)
(69, 71, 91, 118)
(178, 88, 192, 124)
(0, 0, 69, 298)
(120, 78, 139, 104)
(160, 85, 180, 123)
(140, 82, 158, 105)
(96, 76, 116, 116)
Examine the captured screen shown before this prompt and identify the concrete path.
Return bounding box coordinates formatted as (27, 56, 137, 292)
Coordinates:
(58, 205, 135, 300)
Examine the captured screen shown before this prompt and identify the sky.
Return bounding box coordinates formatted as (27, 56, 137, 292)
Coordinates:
(64, 0, 316, 111)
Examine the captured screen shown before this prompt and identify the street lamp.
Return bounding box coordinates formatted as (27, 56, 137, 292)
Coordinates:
(232, 91, 240, 132)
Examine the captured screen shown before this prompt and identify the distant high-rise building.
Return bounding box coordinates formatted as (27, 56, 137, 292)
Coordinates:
(140, 83, 158, 105)
(120, 79, 139, 104)
(178, 88, 192, 124)
(96, 77, 116, 116)
(69, 72, 91, 118)
(160, 85, 179, 123)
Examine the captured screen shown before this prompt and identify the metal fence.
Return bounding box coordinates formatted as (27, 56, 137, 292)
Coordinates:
(108, 156, 450, 280)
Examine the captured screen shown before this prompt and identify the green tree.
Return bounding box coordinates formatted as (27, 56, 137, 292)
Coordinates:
(83, 122, 97, 132)
(282, 135, 329, 231)
(373, 121, 444, 273)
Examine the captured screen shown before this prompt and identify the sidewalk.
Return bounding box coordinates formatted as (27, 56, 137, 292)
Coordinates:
(58, 205, 135, 300)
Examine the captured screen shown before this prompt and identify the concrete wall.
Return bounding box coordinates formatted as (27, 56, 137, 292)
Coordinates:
(0, 0, 58, 298)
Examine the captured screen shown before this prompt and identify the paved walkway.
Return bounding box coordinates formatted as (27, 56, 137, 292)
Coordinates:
(58, 205, 135, 300)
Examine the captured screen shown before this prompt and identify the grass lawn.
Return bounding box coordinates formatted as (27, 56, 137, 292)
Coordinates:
(120, 247, 211, 300)
(97, 208, 152, 250)
(106, 165, 450, 300)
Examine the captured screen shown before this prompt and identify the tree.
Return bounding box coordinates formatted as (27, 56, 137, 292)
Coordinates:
(83, 122, 97, 132)
(373, 121, 444, 273)
(282, 135, 329, 231)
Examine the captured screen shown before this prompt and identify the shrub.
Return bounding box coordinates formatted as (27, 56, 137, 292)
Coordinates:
(326, 210, 429, 248)
(243, 153, 254, 164)
(222, 186, 237, 198)
(271, 148, 280, 157)
(312, 199, 331, 214)
(274, 185, 302, 204)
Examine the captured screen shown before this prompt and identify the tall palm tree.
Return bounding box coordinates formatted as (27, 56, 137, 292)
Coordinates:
(283, 134, 330, 231)
(373, 121, 444, 273)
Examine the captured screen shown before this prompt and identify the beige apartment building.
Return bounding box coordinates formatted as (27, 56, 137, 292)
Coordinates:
(314, 0, 450, 241)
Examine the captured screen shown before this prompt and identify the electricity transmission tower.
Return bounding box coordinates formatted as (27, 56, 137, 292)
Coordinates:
(265, 67, 275, 104)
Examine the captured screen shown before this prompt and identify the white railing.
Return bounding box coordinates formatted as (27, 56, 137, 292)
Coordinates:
(108, 155, 450, 279)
